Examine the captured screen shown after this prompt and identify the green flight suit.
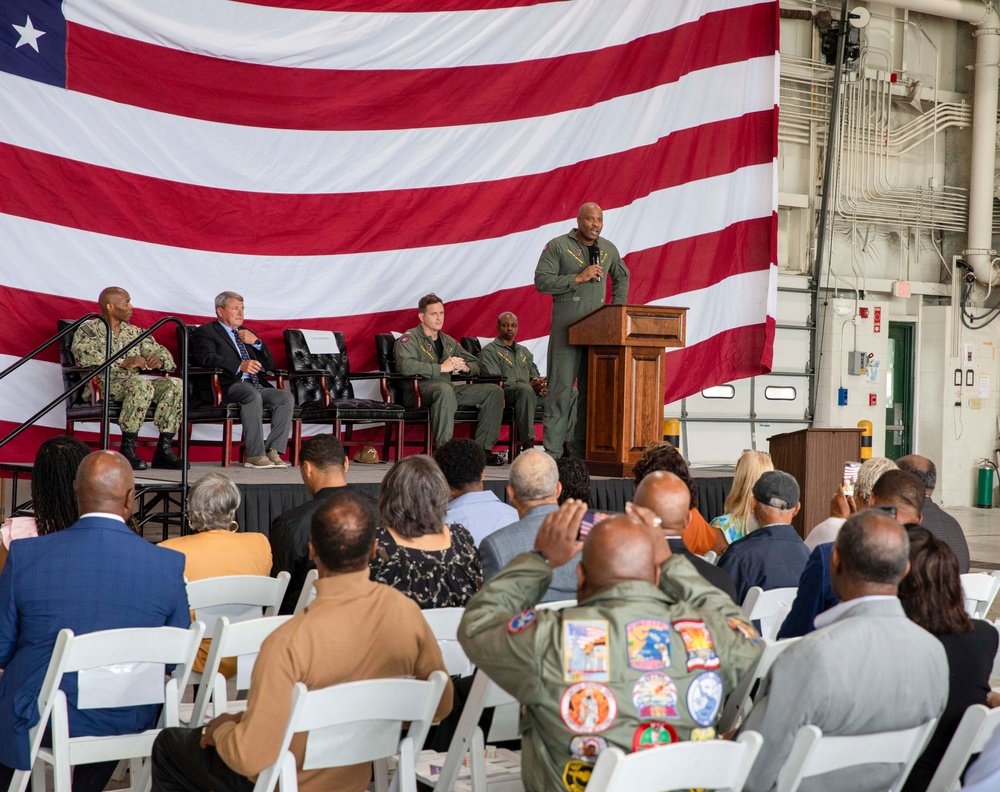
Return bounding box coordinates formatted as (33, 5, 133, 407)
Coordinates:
(459, 553, 762, 792)
(478, 338, 561, 446)
(394, 326, 503, 452)
(534, 231, 629, 458)
(71, 319, 183, 434)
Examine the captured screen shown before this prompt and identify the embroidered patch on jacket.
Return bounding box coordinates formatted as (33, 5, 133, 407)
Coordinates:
(631, 721, 679, 752)
(672, 619, 720, 671)
(507, 609, 536, 634)
(687, 671, 724, 727)
(625, 619, 671, 671)
(560, 682, 617, 734)
(563, 620, 609, 682)
(632, 672, 679, 720)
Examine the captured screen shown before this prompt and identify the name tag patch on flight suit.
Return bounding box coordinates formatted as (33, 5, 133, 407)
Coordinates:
(561, 760, 593, 792)
(569, 735, 607, 762)
(625, 619, 671, 670)
(672, 619, 720, 671)
(563, 620, 609, 682)
(687, 671, 724, 727)
(631, 721, 679, 752)
(726, 616, 762, 643)
(560, 682, 617, 734)
(631, 672, 679, 720)
(507, 609, 537, 633)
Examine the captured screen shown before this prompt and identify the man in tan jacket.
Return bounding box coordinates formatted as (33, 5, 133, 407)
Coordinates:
(151, 489, 453, 792)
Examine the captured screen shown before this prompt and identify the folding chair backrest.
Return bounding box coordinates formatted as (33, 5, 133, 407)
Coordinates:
(717, 636, 800, 733)
(188, 615, 294, 727)
(927, 704, 1000, 791)
(776, 719, 938, 792)
(742, 586, 798, 639)
(253, 671, 449, 792)
(186, 573, 291, 636)
(701, 550, 718, 565)
(293, 568, 319, 615)
(585, 730, 764, 792)
(422, 607, 474, 678)
(537, 599, 577, 611)
(962, 572, 1000, 619)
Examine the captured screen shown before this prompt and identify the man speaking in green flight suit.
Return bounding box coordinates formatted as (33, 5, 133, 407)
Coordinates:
(534, 203, 629, 459)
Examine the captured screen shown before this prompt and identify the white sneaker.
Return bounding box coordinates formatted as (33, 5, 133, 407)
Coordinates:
(244, 455, 275, 469)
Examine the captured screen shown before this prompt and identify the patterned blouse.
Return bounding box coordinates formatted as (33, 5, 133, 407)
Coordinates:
(369, 523, 483, 609)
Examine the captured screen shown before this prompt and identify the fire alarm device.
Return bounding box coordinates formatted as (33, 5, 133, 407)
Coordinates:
(873, 307, 882, 333)
(869, 394, 877, 406)
(859, 307, 869, 319)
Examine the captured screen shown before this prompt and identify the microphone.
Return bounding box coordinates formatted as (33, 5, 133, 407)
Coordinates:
(593, 241, 602, 282)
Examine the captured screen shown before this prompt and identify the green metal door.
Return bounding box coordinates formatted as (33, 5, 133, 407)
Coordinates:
(885, 323, 914, 460)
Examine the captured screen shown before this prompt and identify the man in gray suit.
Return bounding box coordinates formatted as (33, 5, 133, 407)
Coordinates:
(741, 509, 948, 792)
(479, 450, 578, 602)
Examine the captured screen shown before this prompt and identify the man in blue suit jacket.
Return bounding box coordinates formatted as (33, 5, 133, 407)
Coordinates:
(0, 451, 190, 792)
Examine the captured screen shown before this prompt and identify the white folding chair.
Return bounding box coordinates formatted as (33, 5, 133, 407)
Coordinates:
(537, 599, 576, 611)
(927, 704, 1000, 791)
(584, 730, 764, 792)
(717, 636, 801, 733)
(417, 669, 523, 792)
(741, 586, 798, 640)
(10, 622, 205, 792)
(776, 719, 939, 792)
(185, 615, 294, 727)
(292, 569, 319, 615)
(961, 572, 1000, 619)
(251, 671, 449, 792)
(422, 608, 475, 678)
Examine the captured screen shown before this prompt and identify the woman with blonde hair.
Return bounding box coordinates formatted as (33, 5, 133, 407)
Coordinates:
(711, 451, 774, 544)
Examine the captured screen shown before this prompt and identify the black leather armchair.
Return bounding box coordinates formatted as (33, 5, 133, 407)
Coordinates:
(284, 330, 404, 463)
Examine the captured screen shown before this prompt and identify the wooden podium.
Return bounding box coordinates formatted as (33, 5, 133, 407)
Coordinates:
(567, 304, 687, 477)
(766, 428, 863, 538)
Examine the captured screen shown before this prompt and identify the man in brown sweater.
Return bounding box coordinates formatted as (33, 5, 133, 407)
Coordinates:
(151, 490, 453, 792)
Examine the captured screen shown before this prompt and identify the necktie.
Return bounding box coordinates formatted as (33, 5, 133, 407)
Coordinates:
(232, 329, 262, 390)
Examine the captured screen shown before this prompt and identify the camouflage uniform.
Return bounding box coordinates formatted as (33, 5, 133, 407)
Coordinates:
(394, 326, 503, 452)
(459, 553, 763, 792)
(478, 338, 576, 446)
(71, 320, 183, 434)
(534, 232, 629, 458)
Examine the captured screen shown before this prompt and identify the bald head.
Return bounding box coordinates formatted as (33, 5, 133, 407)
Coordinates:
(98, 286, 126, 307)
(896, 455, 936, 494)
(831, 509, 910, 600)
(73, 451, 135, 520)
(632, 471, 690, 535)
(578, 202, 602, 219)
(578, 516, 658, 601)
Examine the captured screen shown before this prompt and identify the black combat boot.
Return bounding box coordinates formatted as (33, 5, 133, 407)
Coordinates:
(152, 433, 186, 470)
(119, 432, 148, 470)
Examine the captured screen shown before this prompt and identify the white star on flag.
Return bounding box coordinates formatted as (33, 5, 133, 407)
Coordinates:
(13, 16, 46, 53)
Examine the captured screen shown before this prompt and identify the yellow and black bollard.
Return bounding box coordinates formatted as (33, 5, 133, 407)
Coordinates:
(857, 420, 872, 460)
(663, 418, 680, 448)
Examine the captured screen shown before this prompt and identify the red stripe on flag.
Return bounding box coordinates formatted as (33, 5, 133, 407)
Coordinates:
(236, 0, 566, 9)
(0, 217, 772, 367)
(0, 112, 774, 255)
(65, 5, 776, 130)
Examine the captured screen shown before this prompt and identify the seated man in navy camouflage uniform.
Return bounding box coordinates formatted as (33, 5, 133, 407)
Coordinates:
(459, 500, 763, 791)
(71, 287, 184, 470)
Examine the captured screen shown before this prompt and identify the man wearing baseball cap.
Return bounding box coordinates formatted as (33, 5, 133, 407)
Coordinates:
(718, 470, 810, 604)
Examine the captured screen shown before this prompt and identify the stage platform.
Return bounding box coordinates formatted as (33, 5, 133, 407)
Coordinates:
(3, 461, 735, 540)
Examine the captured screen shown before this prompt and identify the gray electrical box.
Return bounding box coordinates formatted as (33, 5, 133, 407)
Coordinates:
(848, 351, 867, 375)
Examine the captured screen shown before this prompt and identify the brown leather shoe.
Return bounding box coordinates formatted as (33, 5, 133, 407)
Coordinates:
(244, 455, 275, 469)
(265, 449, 288, 468)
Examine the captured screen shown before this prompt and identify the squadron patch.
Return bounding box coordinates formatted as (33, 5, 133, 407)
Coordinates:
(626, 619, 671, 670)
(399, 335, 409, 343)
(563, 620, 609, 682)
(673, 619, 720, 671)
(631, 721, 679, 752)
(562, 760, 593, 792)
(690, 726, 717, 741)
(631, 672, 679, 720)
(726, 616, 762, 643)
(687, 671, 724, 727)
(560, 682, 617, 734)
(569, 736, 607, 762)
(507, 609, 536, 634)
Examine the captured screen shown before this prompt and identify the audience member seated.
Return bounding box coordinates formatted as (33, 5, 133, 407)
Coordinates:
(0, 435, 90, 572)
(634, 471, 738, 601)
(740, 509, 948, 792)
(779, 468, 927, 639)
(436, 438, 517, 546)
(897, 454, 971, 573)
(160, 472, 271, 675)
(370, 455, 482, 608)
(899, 527, 1000, 792)
(459, 500, 763, 791)
(480, 450, 576, 602)
(717, 470, 809, 604)
(633, 441, 726, 555)
(0, 451, 190, 792)
(152, 490, 454, 792)
(268, 434, 350, 614)
(961, 727, 1000, 791)
(556, 456, 591, 504)
(710, 450, 773, 544)
(805, 456, 897, 551)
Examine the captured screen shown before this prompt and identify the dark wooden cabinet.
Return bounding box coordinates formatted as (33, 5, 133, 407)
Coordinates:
(567, 304, 687, 477)
(766, 428, 863, 537)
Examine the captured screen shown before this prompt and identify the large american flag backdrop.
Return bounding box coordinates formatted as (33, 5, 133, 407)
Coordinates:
(0, 0, 778, 461)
